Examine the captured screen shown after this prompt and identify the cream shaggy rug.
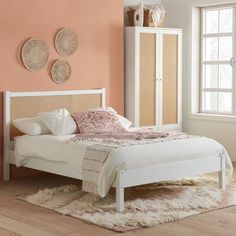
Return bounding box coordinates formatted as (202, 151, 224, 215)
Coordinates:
(19, 176, 236, 232)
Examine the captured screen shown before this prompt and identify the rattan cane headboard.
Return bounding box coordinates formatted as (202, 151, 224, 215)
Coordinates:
(3, 88, 106, 179)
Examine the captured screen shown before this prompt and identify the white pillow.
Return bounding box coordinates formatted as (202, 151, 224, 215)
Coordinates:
(117, 115, 132, 129)
(88, 107, 117, 114)
(13, 117, 51, 135)
(39, 109, 77, 136)
(88, 107, 132, 129)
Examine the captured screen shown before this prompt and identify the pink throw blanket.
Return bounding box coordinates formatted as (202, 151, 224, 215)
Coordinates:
(72, 128, 169, 141)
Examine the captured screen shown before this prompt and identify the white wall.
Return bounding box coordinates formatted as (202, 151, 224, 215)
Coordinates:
(124, 0, 161, 6)
(123, 0, 236, 161)
(162, 0, 236, 162)
(184, 0, 236, 162)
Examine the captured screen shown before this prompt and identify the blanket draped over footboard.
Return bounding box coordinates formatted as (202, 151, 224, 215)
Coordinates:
(71, 131, 205, 197)
(82, 144, 117, 195)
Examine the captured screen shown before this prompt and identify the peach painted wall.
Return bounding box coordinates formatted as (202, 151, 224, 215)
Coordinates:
(0, 0, 124, 180)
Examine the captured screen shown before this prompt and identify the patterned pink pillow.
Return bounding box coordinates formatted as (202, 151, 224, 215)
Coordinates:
(72, 111, 127, 134)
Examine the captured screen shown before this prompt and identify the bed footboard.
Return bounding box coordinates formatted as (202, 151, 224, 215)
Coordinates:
(114, 156, 225, 212)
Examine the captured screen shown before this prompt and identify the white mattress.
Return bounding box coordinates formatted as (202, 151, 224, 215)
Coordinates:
(14, 134, 233, 176)
(14, 135, 87, 177)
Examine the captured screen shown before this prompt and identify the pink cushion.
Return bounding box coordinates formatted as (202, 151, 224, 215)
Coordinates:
(72, 111, 127, 134)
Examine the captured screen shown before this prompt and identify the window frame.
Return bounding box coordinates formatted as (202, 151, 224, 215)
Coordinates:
(200, 5, 236, 115)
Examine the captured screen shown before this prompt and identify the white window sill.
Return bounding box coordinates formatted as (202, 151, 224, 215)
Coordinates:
(189, 113, 236, 123)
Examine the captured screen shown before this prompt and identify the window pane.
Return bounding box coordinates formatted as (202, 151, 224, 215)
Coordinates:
(203, 92, 218, 111)
(204, 65, 218, 88)
(201, 7, 234, 115)
(219, 65, 232, 88)
(219, 92, 232, 112)
(219, 37, 232, 60)
(205, 37, 218, 61)
(205, 10, 219, 34)
(220, 8, 233, 33)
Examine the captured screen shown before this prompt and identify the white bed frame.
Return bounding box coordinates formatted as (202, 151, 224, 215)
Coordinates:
(3, 89, 226, 212)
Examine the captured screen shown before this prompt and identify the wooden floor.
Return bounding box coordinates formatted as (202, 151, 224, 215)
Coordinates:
(0, 171, 236, 236)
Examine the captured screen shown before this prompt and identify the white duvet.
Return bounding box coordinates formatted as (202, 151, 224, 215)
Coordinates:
(15, 135, 88, 168)
(15, 134, 233, 197)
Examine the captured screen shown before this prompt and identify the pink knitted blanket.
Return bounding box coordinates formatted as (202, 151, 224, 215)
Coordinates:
(71, 128, 169, 141)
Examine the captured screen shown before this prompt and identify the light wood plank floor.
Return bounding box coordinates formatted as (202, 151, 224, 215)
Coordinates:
(0, 171, 235, 236)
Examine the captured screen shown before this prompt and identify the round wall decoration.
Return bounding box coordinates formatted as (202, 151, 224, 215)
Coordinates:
(21, 38, 49, 71)
(55, 28, 78, 56)
(51, 60, 71, 84)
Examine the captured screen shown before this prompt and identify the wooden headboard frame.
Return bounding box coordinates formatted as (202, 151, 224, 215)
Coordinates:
(3, 88, 106, 180)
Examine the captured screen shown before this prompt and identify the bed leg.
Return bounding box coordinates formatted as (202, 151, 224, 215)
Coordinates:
(3, 153, 10, 181)
(219, 156, 226, 190)
(3, 164, 10, 181)
(116, 170, 124, 212)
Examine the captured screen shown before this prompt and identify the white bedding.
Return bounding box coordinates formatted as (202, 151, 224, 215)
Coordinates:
(15, 134, 233, 197)
(15, 135, 87, 169)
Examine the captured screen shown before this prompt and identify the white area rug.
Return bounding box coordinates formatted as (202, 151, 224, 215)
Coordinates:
(19, 176, 236, 232)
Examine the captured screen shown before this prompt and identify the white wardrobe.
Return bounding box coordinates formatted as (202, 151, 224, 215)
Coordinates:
(125, 27, 182, 130)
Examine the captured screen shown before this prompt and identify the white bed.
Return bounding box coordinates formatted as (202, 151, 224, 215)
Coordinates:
(13, 133, 233, 194)
(4, 89, 233, 212)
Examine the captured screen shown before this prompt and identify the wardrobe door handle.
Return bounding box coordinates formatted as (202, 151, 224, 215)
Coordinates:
(230, 57, 235, 68)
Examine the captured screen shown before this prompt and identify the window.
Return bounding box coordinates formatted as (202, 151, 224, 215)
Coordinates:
(201, 6, 235, 114)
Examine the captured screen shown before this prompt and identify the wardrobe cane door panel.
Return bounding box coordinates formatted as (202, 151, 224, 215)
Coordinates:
(163, 34, 178, 125)
(140, 33, 157, 126)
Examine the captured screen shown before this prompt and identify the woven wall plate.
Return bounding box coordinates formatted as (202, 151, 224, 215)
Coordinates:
(55, 28, 78, 56)
(21, 38, 49, 71)
(51, 60, 71, 84)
